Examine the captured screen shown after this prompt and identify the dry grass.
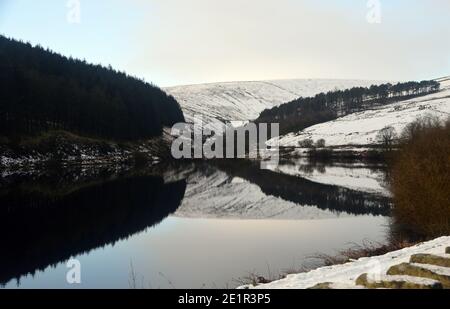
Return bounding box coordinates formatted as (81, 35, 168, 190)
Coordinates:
(309, 239, 416, 267)
(232, 263, 294, 287)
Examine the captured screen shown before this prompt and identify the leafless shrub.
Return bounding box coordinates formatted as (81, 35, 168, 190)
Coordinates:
(399, 114, 443, 143)
(391, 116, 450, 238)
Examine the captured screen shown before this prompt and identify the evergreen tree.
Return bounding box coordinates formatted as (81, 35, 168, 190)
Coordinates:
(0, 35, 185, 140)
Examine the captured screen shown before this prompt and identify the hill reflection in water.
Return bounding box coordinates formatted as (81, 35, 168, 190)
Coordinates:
(0, 160, 391, 287)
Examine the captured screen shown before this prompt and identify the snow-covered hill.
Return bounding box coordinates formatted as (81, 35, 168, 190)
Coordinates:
(165, 79, 383, 131)
(270, 77, 450, 147)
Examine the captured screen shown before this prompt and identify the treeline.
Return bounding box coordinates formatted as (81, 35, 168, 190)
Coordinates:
(256, 80, 440, 136)
(0, 35, 185, 140)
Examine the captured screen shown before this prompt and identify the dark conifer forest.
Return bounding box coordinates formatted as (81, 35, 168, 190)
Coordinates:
(256, 80, 440, 136)
(0, 35, 185, 140)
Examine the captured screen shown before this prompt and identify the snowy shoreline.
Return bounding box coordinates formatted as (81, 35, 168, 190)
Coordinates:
(240, 236, 450, 289)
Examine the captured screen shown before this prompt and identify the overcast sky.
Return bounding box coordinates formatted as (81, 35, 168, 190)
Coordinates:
(1, 0, 449, 86)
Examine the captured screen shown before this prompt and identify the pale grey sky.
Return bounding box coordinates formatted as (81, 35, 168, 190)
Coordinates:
(1, 0, 449, 86)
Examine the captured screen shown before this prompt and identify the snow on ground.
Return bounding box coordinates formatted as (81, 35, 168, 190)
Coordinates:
(174, 167, 352, 220)
(241, 236, 450, 289)
(270, 78, 450, 147)
(165, 79, 384, 132)
(269, 160, 390, 196)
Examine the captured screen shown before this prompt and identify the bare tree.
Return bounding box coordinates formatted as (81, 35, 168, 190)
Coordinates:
(377, 126, 397, 150)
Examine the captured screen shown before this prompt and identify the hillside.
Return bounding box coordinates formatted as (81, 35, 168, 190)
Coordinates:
(257, 80, 440, 138)
(0, 35, 184, 141)
(269, 78, 450, 148)
(165, 79, 384, 132)
(0, 36, 186, 166)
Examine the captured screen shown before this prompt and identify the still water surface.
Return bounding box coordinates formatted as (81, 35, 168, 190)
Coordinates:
(1, 160, 391, 288)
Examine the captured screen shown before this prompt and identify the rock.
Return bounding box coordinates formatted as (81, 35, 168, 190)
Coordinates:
(256, 276, 271, 284)
(308, 282, 363, 289)
(410, 254, 450, 268)
(387, 263, 450, 289)
(355, 273, 443, 289)
(308, 283, 335, 289)
(446, 247, 450, 254)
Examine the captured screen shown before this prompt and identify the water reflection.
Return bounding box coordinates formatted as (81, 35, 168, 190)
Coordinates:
(0, 160, 392, 288)
(0, 166, 187, 286)
(176, 161, 391, 219)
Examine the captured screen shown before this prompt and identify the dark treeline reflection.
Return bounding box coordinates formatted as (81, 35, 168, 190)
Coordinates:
(0, 161, 391, 286)
(214, 160, 392, 216)
(0, 168, 187, 286)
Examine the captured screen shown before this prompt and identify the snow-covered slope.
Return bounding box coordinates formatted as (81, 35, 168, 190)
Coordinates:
(242, 236, 450, 289)
(165, 79, 383, 131)
(271, 78, 450, 147)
